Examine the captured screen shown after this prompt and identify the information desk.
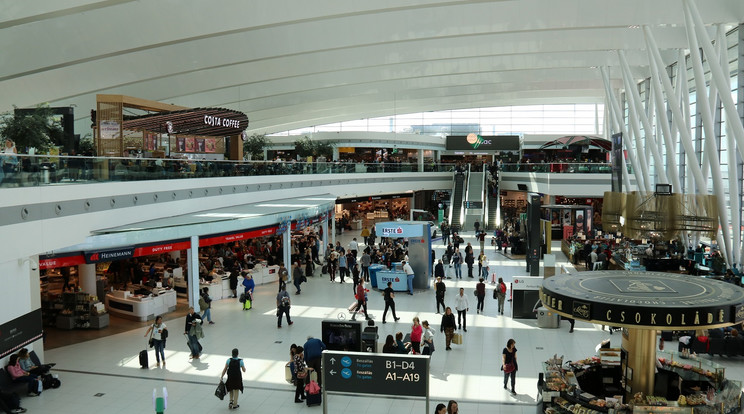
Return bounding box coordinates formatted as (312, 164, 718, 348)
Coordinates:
(375, 270, 409, 292)
(105, 289, 177, 321)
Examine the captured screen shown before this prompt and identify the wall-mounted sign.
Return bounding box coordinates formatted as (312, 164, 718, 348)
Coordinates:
(85, 247, 135, 263)
(323, 350, 429, 397)
(445, 134, 520, 151)
(203, 115, 242, 129)
(0, 309, 43, 359)
(99, 120, 120, 139)
(375, 222, 424, 238)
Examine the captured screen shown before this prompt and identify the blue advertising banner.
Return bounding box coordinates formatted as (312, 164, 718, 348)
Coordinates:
(375, 222, 424, 238)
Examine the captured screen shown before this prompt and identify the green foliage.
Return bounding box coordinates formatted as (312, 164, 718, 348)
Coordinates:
(242, 133, 271, 160)
(293, 136, 335, 159)
(0, 105, 64, 153)
(78, 133, 95, 155)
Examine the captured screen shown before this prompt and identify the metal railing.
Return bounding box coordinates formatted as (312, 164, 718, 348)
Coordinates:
(0, 154, 456, 188)
(500, 162, 613, 173)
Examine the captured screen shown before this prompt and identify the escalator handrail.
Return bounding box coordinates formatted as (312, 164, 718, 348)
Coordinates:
(448, 171, 457, 226)
(461, 165, 469, 228)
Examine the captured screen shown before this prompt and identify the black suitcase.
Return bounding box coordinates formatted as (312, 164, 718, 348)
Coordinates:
(321, 264, 328, 274)
(139, 349, 148, 368)
(306, 392, 321, 406)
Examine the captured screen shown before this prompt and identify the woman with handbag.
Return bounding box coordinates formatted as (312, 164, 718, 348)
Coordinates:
(220, 348, 246, 410)
(144, 315, 167, 368)
(293, 346, 308, 403)
(502, 338, 518, 395)
(440, 307, 456, 351)
(421, 320, 435, 356)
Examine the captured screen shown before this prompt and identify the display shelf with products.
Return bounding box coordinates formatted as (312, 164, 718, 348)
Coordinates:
(54, 292, 108, 330)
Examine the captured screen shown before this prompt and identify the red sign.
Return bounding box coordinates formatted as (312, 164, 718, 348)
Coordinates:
(200, 226, 278, 247)
(39, 254, 85, 270)
(134, 240, 192, 257)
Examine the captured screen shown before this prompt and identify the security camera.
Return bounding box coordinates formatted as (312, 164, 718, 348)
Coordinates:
(31, 261, 38, 271)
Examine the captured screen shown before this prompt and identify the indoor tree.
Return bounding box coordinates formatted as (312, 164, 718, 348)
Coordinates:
(0, 105, 64, 153)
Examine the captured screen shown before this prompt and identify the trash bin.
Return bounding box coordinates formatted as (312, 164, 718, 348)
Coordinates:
(41, 166, 50, 184)
(536, 307, 559, 328)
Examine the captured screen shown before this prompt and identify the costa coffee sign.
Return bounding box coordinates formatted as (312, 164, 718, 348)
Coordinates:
(204, 115, 241, 129)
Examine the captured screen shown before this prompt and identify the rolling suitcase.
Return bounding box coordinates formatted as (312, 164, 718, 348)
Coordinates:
(305, 392, 321, 406)
(139, 349, 148, 368)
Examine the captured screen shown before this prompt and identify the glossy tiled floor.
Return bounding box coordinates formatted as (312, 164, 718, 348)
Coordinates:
(22, 231, 744, 413)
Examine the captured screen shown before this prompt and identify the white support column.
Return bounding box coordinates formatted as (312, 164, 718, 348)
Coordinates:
(331, 211, 336, 247)
(78, 263, 97, 297)
(321, 215, 329, 256)
(685, 0, 744, 163)
(418, 149, 424, 172)
(726, 26, 742, 266)
(683, 12, 733, 264)
(283, 230, 291, 269)
(622, 72, 653, 192)
(619, 50, 668, 186)
(644, 26, 707, 194)
(601, 66, 643, 192)
(187, 236, 200, 311)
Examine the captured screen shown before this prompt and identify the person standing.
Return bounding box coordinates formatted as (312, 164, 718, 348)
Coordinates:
(464, 243, 474, 278)
(435, 277, 446, 313)
(382, 281, 400, 323)
(278, 263, 289, 288)
(293, 346, 308, 403)
(441, 222, 450, 246)
(338, 253, 348, 283)
(474, 220, 480, 234)
(453, 232, 461, 250)
(477, 251, 487, 278)
(349, 238, 359, 258)
(447, 400, 459, 414)
(440, 307, 456, 351)
(402, 260, 415, 295)
(452, 248, 462, 279)
(276, 285, 293, 328)
(220, 348, 246, 410)
(410, 317, 423, 354)
(242, 274, 255, 303)
(475, 278, 486, 314)
(144, 315, 168, 368)
(360, 250, 371, 282)
(360, 226, 371, 246)
(293, 262, 304, 294)
(199, 287, 215, 324)
(350, 280, 370, 321)
(435, 258, 445, 281)
(328, 249, 338, 282)
(351, 263, 361, 294)
(229, 269, 239, 298)
(502, 338, 518, 395)
(303, 336, 326, 387)
(477, 230, 486, 253)
(454, 288, 469, 332)
(421, 320, 435, 356)
(184, 307, 203, 359)
(496, 277, 507, 315)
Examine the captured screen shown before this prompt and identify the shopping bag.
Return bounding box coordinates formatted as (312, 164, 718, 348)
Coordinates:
(215, 380, 227, 400)
(452, 333, 463, 345)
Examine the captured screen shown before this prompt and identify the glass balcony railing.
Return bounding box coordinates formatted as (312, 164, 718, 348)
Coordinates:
(0, 154, 456, 187)
(500, 162, 614, 174)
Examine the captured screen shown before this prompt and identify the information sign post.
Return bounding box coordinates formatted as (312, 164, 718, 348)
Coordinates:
(322, 350, 430, 413)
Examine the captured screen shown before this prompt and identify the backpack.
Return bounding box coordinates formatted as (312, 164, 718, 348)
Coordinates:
(281, 295, 290, 308)
(499, 282, 507, 294)
(198, 297, 208, 309)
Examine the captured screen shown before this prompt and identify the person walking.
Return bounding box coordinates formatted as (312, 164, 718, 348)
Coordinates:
(242, 274, 255, 304)
(452, 248, 462, 279)
(220, 348, 246, 410)
(475, 278, 486, 314)
(502, 338, 518, 395)
(144, 315, 168, 368)
(293, 262, 304, 294)
(303, 336, 326, 387)
(435, 277, 446, 313)
(496, 277, 507, 315)
(402, 260, 415, 295)
(410, 317, 423, 354)
(360, 226, 371, 246)
(349, 238, 359, 258)
(454, 288, 469, 332)
(328, 249, 338, 282)
(421, 320, 435, 356)
(440, 307, 456, 351)
(199, 287, 215, 324)
(473, 220, 480, 234)
(184, 307, 203, 359)
(276, 285, 293, 328)
(441, 222, 450, 246)
(381, 281, 400, 323)
(350, 280, 370, 321)
(434, 258, 445, 281)
(360, 250, 371, 282)
(477, 230, 486, 253)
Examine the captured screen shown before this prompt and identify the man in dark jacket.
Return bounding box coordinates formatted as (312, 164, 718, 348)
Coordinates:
(303, 336, 326, 386)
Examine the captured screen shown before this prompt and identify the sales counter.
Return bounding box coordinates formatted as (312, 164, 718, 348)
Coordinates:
(105, 288, 177, 321)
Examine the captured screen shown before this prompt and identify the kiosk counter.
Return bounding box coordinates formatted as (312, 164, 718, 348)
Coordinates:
(105, 288, 177, 321)
(374, 263, 408, 292)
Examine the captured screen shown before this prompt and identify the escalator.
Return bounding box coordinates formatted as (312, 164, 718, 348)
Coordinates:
(485, 174, 500, 231)
(462, 170, 484, 232)
(448, 171, 467, 233)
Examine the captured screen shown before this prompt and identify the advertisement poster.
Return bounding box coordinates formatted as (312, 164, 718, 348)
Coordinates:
(205, 138, 216, 153)
(185, 137, 196, 152)
(176, 138, 186, 152)
(575, 210, 585, 233)
(196, 138, 205, 153)
(99, 120, 120, 139)
(145, 132, 158, 150)
(562, 210, 572, 227)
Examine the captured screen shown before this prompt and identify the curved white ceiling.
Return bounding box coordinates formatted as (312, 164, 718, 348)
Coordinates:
(1, 0, 743, 135)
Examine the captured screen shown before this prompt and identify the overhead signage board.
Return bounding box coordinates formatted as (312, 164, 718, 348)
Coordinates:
(375, 222, 424, 238)
(445, 134, 520, 151)
(322, 350, 429, 397)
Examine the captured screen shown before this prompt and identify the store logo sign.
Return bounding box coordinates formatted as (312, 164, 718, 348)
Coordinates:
(381, 227, 404, 236)
(466, 133, 492, 149)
